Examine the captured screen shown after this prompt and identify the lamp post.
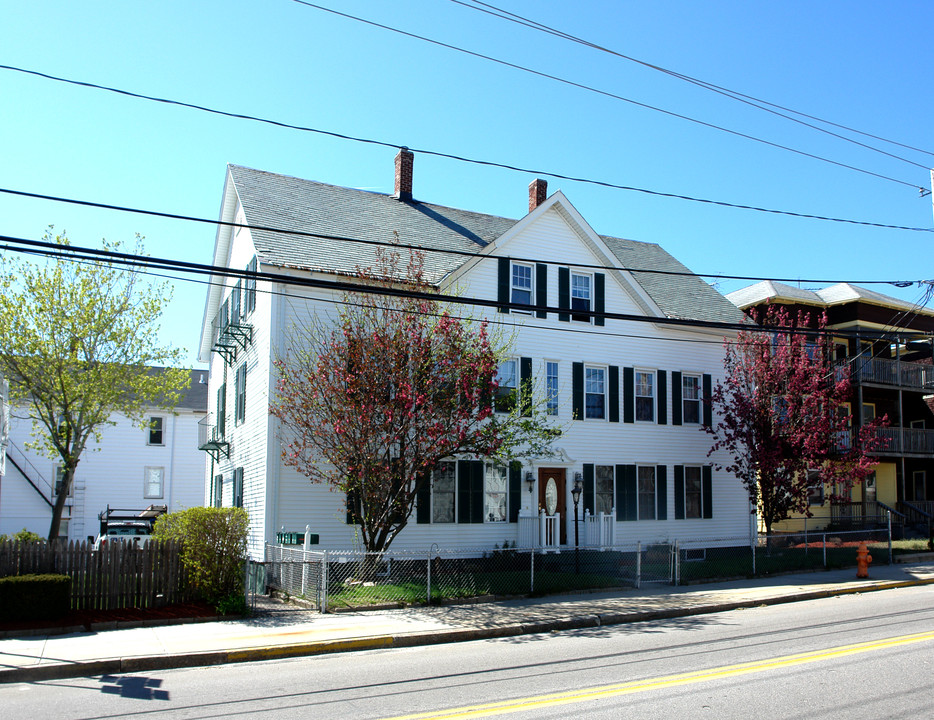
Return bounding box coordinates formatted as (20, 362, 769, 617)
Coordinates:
(572, 473, 582, 575)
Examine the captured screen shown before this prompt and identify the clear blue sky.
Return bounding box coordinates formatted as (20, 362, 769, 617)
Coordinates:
(2, 1, 932, 366)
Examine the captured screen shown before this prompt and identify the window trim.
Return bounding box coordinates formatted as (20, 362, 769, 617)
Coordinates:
(681, 373, 702, 425)
(683, 465, 703, 519)
(144, 466, 165, 499)
(430, 461, 457, 524)
(147, 416, 165, 446)
(807, 469, 824, 506)
(233, 467, 244, 508)
(494, 358, 518, 414)
(637, 465, 656, 520)
(510, 261, 534, 313)
(545, 360, 559, 417)
(584, 364, 607, 421)
(570, 270, 593, 323)
(635, 369, 656, 423)
(483, 463, 509, 523)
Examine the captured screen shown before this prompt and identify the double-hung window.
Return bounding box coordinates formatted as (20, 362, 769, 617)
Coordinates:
(638, 466, 656, 520)
(235, 364, 247, 425)
(684, 466, 702, 518)
(595, 465, 615, 515)
(511, 263, 533, 311)
(546, 361, 559, 416)
(484, 464, 508, 522)
(432, 462, 456, 523)
(230, 280, 242, 321)
(807, 469, 824, 505)
(635, 371, 655, 422)
(145, 467, 165, 499)
(682, 374, 701, 424)
(585, 366, 606, 420)
(495, 359, 518, 413)
(148, 416, 165, 446)
(571, 272, 592, 322)
(213, 474, 223, 507)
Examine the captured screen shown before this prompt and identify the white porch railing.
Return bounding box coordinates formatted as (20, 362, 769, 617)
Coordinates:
(583, 509, 616, 547)
(540, 510, 560, 549)
(517, 511, 561, 550)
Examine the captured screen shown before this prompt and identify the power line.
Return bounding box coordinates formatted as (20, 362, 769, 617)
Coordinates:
(2, 62, 930, 232)
(453, 0, 934, 168)
(2, 234, 928, 343)
(289, 1, 923, 191)
(0, 186, 929, 287)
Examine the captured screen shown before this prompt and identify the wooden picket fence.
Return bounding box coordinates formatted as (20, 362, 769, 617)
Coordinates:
(0, 540, 193, 610)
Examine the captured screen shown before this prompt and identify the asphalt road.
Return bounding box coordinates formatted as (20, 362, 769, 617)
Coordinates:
(4, 585, 934, 719)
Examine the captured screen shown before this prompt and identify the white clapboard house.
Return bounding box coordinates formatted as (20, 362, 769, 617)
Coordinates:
(1, 369, 208, 541)
(198, 152, 751, 558)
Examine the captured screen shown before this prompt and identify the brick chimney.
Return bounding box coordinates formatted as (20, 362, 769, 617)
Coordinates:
(529, 178, 547, 212)
(394, 147, 414, 201)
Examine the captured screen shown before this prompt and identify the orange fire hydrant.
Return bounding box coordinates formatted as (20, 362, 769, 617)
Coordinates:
(856, 542, 872, 578)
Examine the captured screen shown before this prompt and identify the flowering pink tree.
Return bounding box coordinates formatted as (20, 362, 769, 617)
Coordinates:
(708, 305, 883, 538)
(270, 249, 558, 553)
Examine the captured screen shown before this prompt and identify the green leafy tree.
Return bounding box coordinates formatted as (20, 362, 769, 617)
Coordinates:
(0, 230, 190, 540)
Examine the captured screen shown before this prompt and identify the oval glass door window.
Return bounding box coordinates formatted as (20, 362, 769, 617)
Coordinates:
(545, 477, 558, 516)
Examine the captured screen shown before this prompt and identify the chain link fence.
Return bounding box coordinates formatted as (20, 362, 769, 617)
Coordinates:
(256, 526, 892, 611)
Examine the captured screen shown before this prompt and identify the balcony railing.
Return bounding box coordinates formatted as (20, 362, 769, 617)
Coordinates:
(838, 357, 934, 390)
(864, 426, 934, 455)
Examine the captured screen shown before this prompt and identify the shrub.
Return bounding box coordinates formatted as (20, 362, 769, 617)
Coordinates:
(0, 574, 70, 621)
(0, 528, 44, 543)
(153, 507, 248, 604)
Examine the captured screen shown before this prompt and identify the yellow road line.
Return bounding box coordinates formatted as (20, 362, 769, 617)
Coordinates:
(381, 630, 934, 719)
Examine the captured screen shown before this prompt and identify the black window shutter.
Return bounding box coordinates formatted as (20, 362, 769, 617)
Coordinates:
(346, 490, 360, 525)
(457, 460, 472, 524)
(471, 461, 484, 524)
(616, 464, 637, 521)
(520, 357, 533, 417)
(558, 267, 570, 322)
(703, 374, 713, 427)
(572, 362, 584, 420)
(497, 258, 510, 313)
(674, 466, 685, 519)
(656, 465, 667, 520)
(594, 273, 605, 326)
(583, 463, 594, 516)
(671, 371, 682, 426)
(508, 464, 521, 522)
(702, 465, 713, 518)
(416, 472, 431, 524)
(623, 367, 635, 424)
(536, 263, 548, 319)
(609, 365, 620, 423)
(657, 370, 667, 425)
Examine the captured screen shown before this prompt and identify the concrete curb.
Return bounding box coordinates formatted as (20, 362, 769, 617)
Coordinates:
(3, 576, 933, 684)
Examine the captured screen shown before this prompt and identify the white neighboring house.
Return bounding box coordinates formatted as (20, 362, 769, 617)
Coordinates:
(0, 369, 208, 541)
(0, 373, 8, 478)
(198, 153, 751, 559)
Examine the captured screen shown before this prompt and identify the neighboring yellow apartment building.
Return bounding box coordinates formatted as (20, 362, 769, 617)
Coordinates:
(728, 282, 934, 536)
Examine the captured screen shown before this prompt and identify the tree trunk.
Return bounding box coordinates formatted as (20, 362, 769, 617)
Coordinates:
(47, 464, 75, 540)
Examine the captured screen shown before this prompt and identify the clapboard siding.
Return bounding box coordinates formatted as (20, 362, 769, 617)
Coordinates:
(198, 174, 750, 555)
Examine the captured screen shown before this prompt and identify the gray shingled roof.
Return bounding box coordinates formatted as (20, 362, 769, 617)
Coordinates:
(229, 164, 744, 326)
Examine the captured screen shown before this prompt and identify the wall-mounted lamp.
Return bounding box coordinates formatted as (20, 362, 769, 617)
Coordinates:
(524, 471, 534, 494)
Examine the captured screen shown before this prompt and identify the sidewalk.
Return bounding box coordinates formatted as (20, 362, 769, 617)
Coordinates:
(2, 561, 933, 684)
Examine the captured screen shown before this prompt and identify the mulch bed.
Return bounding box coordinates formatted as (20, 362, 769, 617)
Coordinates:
(0, 601, 220, 635)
